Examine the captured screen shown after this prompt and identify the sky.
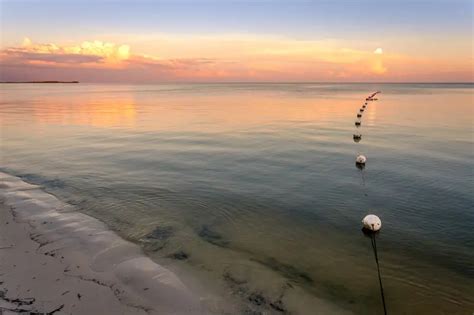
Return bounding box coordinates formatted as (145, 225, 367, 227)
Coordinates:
(0, 0, 472, 82)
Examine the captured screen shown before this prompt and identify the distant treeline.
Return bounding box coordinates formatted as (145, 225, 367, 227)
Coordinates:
(0, 81, 79, 84)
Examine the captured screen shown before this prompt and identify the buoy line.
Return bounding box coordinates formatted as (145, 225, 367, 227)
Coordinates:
(356, 154, 366, 164)
(355, 91, 388, 314)
(355, 155, 368, 195)
(357, 162, 368, 195)
(371, 232, 387, 315)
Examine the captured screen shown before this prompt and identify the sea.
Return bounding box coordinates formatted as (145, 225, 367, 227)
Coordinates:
(0, 83, 472, 314)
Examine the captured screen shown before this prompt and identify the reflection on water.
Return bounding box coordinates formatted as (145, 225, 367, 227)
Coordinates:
(0, 83, 473, 314)
(33, 97, 137, 128)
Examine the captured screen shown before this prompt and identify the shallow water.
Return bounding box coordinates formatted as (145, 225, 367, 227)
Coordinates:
(1, 83, 473, 314)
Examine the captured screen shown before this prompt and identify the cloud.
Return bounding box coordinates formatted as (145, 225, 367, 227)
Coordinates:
(128, 54, 215, 70)
(0, 38, 217, 71)
(3, 50, 104, 65)
(0, 38, 224, 82)
(1, 37, 471, 82)
(1, 38, 130, 67)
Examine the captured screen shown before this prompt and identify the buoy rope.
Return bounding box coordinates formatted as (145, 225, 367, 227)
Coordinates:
(359, 168, 368, 197)
(356, 92, 387, 313)
(371, 232, 387, 315)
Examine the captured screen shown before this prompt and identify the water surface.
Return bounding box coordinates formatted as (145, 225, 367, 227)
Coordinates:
(1, 83, 473, 314)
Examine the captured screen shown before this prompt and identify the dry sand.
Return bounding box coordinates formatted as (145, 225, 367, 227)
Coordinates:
(0, 172, 205, 314)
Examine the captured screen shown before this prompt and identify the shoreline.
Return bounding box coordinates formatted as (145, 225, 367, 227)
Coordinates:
(0, 171, 352, 315)
(0, 81, 79, 84)
(0, 171, 205, 314)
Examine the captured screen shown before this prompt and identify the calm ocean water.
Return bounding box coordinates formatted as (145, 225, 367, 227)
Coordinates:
(0, 83, 473, 314)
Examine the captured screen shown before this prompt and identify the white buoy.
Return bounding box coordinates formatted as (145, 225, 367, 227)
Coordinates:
(356, 154, 366, 164)
(362, 214, 382, 231)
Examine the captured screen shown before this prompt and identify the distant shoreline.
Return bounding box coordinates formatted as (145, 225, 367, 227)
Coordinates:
(0, 81, 79, 84)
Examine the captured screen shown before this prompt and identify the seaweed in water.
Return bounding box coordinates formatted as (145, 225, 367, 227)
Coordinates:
(169, 251, 189, 260)
(248, 292, 266, 306)
(198, 225, 229, 247)
(269, 300, 286, 312)
(223, 272, 288, 314)
(141, 226, 175, 251)
(251, 257, 314, 286)
(145, 226, 174, 240)
(223, 272, 247, 286)
(247, 292, 287, 313)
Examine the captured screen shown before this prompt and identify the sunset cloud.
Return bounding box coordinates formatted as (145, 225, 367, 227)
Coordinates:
(0, 38, 226, 82)
(4, 51, 103, 65)
(0, 37, 471, 82)
(2, 38, 130, 67)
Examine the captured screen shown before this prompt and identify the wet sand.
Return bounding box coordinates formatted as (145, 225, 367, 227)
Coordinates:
(0, 171, 204, 314)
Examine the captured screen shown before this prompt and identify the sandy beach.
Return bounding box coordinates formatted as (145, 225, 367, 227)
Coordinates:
(0, 172, 204, 314)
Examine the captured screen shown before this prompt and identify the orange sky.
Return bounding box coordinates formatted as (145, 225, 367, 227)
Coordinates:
(1, 36, 471, 83)
(2, 0, 472, 82)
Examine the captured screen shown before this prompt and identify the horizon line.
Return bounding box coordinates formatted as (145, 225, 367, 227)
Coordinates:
(2, 81, 472, 85)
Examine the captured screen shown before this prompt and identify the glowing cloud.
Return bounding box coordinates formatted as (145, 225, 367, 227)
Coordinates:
(1, 38, 131, 68)
(0, 37, 472, 82)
